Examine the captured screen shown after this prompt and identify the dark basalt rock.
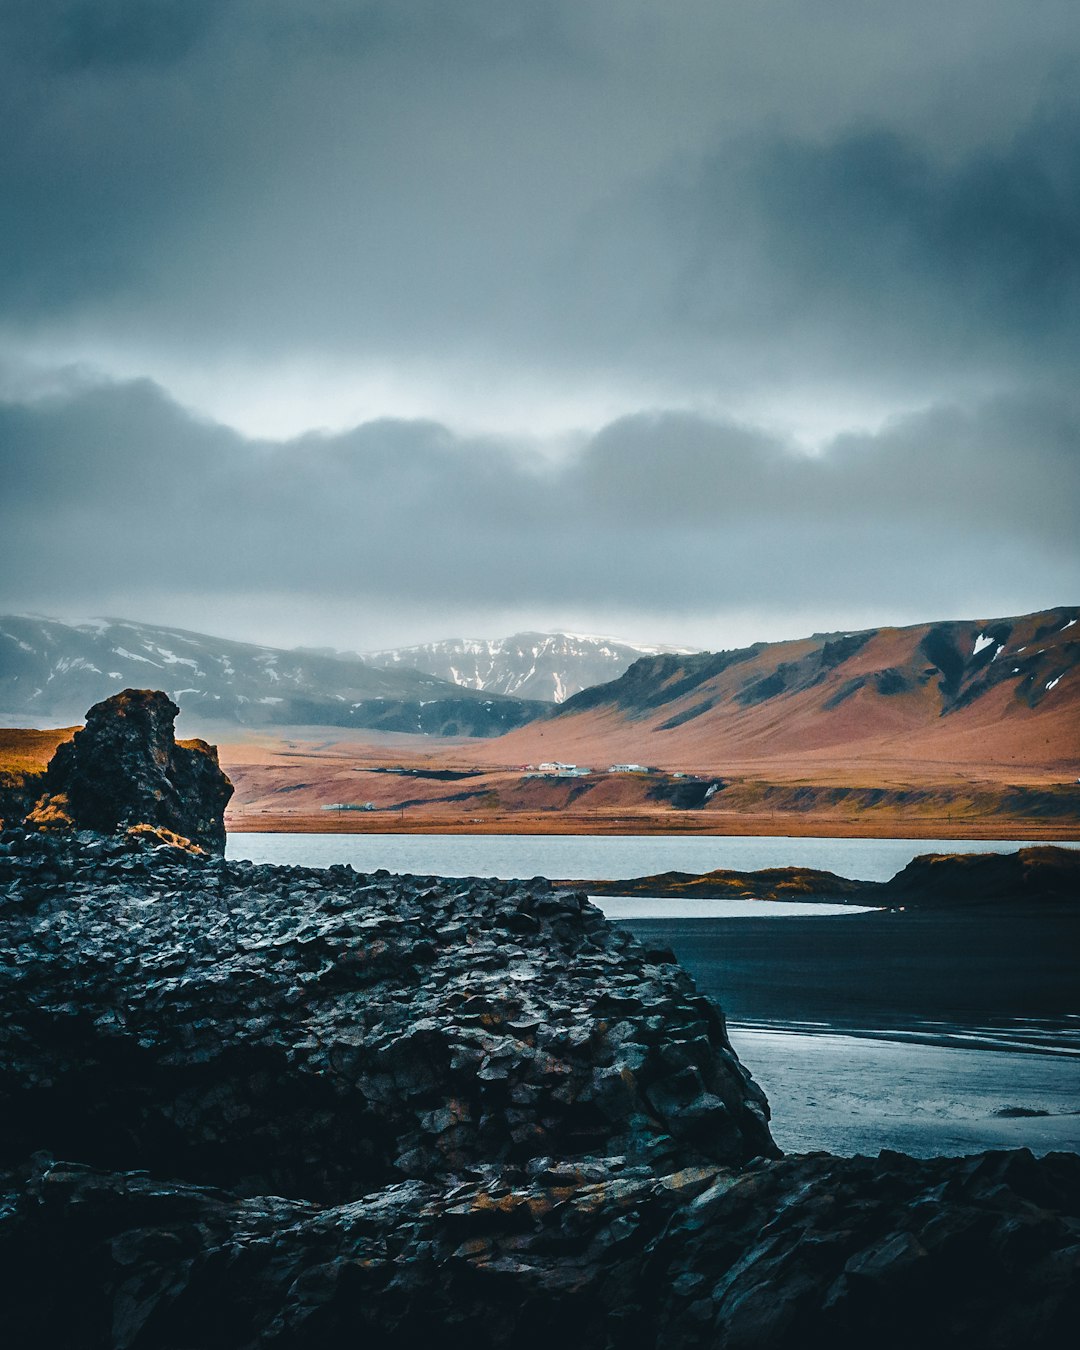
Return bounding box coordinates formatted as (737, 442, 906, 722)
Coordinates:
(0, 833, 774, 1203)
(32, 689, 233, 853)
(1, 833, 1078, 1346)
(880, 845, 1080, 906)
(3, 1146, 1078, 1348)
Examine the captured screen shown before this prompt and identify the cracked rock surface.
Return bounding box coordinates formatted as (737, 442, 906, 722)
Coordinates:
(21, 688, 233, 853)
(2, 831, 1078, 1348)
(0, 831, 773, 1200)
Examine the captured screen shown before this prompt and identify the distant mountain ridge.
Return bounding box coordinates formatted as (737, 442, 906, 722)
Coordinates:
(363, 631, 696, 703)
(0, 617, 547, 737)
(488, 606, 1080, 771)
(5, 608, 1076, 769)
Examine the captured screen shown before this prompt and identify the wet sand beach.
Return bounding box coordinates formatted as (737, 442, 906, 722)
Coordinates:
(618, 906, 1080, 1155)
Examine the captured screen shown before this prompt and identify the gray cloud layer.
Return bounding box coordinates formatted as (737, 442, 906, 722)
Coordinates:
(3, 376, 1076, 641)
(2, 3, 1077, 643)
(3, 3, 1079, 391)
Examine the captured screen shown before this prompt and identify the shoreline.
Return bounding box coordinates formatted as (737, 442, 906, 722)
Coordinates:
(726, 1016, 1080, 1059)
(6, 690, 1080, 1339)
(225, 810, 1079, 840)
(727, 1026, 1080, 1158)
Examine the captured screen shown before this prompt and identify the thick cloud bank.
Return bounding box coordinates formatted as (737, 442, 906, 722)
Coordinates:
(2, 375, 1075, 646)
(1, 3, 1076, 644)
(2, 3, 1079, 421)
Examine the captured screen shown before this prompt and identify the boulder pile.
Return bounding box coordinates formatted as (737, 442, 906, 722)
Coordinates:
(0, 831, 773, 1201)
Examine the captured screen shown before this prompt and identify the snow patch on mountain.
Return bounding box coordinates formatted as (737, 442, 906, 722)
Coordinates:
(0, 615, 547, 737)
(364, 631, 700, 703)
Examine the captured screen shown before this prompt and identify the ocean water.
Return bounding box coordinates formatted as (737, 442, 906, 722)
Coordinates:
(226, 831, 1078, 882)
(226, 832, 1080, 1156)
(623, 901, 1080, 1155)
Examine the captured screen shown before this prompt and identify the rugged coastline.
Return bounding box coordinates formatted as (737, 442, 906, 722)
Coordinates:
(1, 692, 1079, 1346)
(563, 845, 1080, 907)
(4, 829, 1080, 1348)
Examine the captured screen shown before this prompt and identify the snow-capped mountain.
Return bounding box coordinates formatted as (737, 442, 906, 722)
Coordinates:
(0, 616, 547, 736)
(364, 632, 699, 703)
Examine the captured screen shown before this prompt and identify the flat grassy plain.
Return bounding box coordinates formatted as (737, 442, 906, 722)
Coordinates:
(4, 724, 1076, 840)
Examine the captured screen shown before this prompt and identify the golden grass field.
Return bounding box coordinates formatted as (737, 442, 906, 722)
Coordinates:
(3, 719, 1076, 841)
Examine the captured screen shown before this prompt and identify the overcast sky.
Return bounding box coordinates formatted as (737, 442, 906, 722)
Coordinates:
(2, 1, 1078, 651)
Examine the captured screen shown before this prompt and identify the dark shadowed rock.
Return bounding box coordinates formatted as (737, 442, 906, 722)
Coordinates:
(1, 837, 1078, 1346)
(880, 845, 1080, 906)
(30, 689, 233, 853)
(0, 835, 775, 1204)
(2, 1147, 1078, 1349)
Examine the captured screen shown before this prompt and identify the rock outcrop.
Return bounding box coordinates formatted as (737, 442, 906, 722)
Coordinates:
(5, 1148, 1078, 1350)
(0, 832, 774, 1201)
(879, 844, 1080, 906)
(2, 832, 1079, 1346)
(25, 689, 232, 853)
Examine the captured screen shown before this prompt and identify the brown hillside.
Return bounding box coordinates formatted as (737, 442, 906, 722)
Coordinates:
(480, 607, 1080, 777)
(4, 608, 1077, 840)
(0, 727, 78, 776)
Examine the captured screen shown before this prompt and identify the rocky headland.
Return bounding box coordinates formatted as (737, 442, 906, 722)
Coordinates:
(564, 845, 1080, 908)
(1, 691, 1078, 1347)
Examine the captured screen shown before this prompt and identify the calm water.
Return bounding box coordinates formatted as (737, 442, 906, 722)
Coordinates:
(226, 831, 1080, 1155)
(226, 832, 1078, 881)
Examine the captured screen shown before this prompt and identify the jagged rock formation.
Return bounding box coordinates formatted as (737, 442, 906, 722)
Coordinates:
(21, 689, 233, 852)
(2, 832, 1079, 1346)
(5, 1148, 1077, 1350)
(0, 833, 774, 1201)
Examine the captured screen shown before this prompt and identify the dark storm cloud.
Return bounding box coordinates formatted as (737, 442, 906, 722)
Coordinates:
(0, 0, 584, 327)
(2, 4, 1077, 641)
(646, 107, 1080, 388)
(3, 377, 1077, 622)
(2, 0, 1079, 396)
(3, 0, 224, 71)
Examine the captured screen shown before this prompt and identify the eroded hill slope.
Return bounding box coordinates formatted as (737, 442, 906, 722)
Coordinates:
(487, 606, 1080, 774)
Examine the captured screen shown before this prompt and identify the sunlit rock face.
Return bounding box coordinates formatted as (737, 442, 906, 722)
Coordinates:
(33, 688, 233, 852)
